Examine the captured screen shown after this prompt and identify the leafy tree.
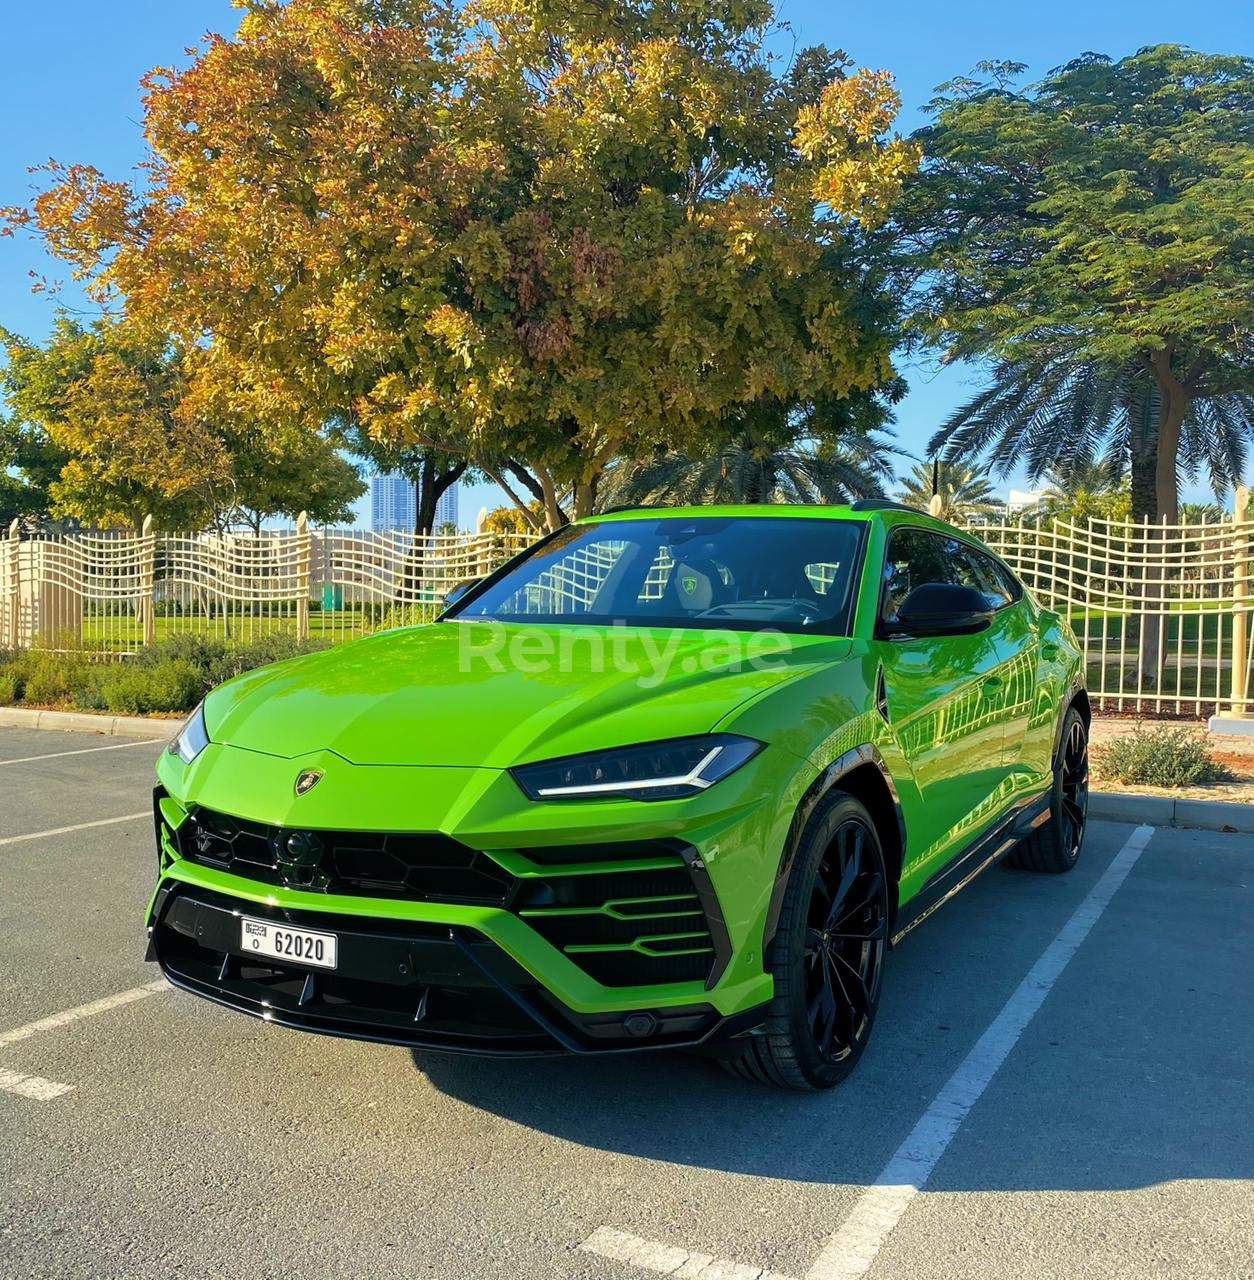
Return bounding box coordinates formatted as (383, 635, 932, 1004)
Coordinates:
(896, 462, 1002, 522)
(900, 46, 1254, 521)
(225, 434, 364, 533)
(1, 318, 222, 530)
(0, 413, 65, 529)
(1, 317, 361, 531)
(5, 0, 917, 530)
(481, 502, 542, 535)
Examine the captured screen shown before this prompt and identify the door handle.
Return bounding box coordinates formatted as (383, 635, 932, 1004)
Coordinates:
(981, 676, 1004, 698)
(1040, 641, 1060, 661)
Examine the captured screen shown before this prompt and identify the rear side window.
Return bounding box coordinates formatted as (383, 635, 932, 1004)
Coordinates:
(879, 527, 1021, 624)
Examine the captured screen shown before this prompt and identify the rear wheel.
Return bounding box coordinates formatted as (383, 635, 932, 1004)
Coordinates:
(722, 793, 888, 1090)
(1008, 705, 1089, 873)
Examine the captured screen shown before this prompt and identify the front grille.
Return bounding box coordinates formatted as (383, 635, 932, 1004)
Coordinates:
(175, 808, 512, 905)
(513, 861, 716, 987)
(161, 803, 724, 990)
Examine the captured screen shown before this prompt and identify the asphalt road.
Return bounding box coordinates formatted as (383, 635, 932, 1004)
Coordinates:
(1, 724, 1251, 1280)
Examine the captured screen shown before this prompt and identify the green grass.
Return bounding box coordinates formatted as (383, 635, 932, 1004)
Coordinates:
(79, 607, 438, 648)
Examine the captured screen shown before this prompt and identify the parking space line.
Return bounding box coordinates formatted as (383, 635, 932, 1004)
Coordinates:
(581, 1226, 796, 1280)
(0, 739, 163, 767)
(0, 1066, 74, 1102)
(0, 811, 150, 848)
(0, 980, 169, 1049)
(804, 824, 1157, 1280)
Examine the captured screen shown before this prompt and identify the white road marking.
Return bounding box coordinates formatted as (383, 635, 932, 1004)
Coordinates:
(804, 823, 1157, 1280)
(0, 811, 150, 848)
(0, 739, 163, 766)
(581, 1227, 796, 1280)
(0, 981, 169, 1050)
(0, 1066, 75, 1101)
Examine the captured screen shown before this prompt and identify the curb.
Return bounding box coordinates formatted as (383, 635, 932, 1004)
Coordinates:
(0, 706, 171, 740)
(1090, 792, 1254, 835)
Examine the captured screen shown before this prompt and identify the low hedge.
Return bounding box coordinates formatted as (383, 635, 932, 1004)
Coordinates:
(0, 634, 328, 717)
(1095, 725, 1229, 788)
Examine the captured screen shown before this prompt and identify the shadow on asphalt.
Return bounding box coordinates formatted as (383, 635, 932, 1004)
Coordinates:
(410, 841, 1254, 1191)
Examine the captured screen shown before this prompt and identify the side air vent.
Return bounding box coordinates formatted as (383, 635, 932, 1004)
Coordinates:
(511, 860, 718, 987)
(876, 664, 890, 724)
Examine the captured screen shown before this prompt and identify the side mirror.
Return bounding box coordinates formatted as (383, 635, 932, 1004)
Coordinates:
(886, 582, 994, 638)
(442, 577, 481, 608)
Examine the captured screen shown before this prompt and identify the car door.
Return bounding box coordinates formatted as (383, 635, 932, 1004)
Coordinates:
(875, 526, 1009, 879)
(948, 541, 1060, 790)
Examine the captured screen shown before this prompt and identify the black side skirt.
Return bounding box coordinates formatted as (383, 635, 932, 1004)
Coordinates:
(891, 789, 1051, 945)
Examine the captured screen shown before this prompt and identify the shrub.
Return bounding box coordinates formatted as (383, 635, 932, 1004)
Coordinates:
(205, 633, 327, 685)
(1096, 726, 1228, 788)
(1, 633, 332, 715)
(19, 651, 79, 707)
(100, 658, 204, 715)
(132, 633, 227, 673)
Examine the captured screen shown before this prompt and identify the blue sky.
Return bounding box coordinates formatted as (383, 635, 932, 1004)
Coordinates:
(2, 1, 1250, 524)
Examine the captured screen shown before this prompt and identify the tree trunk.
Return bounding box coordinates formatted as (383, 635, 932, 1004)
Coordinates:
(415, 459, 467, 537)
(572, 476, 597, 520)
(535, 466, 565, 532)
(1128, 433, 1158, 522)
(1131, 349, 1191, 693)
(397, 458, 467, 606)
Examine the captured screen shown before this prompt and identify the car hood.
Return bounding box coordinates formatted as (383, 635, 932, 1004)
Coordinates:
(205, 622, 850, 767)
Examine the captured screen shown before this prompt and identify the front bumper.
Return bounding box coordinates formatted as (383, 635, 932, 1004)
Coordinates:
(150, 881, 766, 1055)
(148, 738, 797, 1054)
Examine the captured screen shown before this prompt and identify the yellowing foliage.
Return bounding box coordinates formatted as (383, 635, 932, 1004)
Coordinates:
(5, 0, 916, 528)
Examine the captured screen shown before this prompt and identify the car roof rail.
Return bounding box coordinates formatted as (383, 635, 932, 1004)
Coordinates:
(848, 499, 922, 514)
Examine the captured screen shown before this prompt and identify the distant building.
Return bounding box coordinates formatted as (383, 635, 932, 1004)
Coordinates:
(434, 483, 459, 532)
(370, 472, 415, 532)
(1007, 488, 1049, 514)
(370, 472, 462, 532)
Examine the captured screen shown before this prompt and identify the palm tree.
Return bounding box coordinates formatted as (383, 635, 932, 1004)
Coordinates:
(896, 463, 1002, 522)
(596, 430, 896, 510)
(927, 350, 1253, 521)
(930, 352, 1254, 689)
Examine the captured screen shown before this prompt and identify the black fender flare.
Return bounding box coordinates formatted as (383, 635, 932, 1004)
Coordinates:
(1051, 681, 1090, 766)
(762, 743, 906, 951)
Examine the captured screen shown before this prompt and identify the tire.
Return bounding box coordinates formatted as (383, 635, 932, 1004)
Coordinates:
(721, 793, 889, 1090)
(1008, 705, 1089, 873)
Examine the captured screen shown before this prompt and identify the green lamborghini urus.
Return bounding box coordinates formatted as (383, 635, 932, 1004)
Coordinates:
(148, 503, 1089, 1089)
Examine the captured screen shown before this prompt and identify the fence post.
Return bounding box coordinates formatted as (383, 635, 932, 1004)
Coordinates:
(295, 511, 310, 642)
(1231, 486, 1250, 716)
(5, 519, 19, 650)
(139, 515, 156, 648)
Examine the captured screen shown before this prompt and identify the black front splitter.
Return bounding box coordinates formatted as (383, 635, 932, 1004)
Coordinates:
(151, 884, 768, 1058)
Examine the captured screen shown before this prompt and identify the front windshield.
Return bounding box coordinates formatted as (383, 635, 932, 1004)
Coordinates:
(445, 516, 865, 634)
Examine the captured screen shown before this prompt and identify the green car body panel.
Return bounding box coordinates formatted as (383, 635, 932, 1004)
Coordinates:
(147, 504, 1086, 1067)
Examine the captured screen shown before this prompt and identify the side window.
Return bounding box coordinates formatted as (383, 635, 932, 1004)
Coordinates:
(952, 545, 1021, 610)
(879, 527, 963, 624)
(879, 528, 1021, 624)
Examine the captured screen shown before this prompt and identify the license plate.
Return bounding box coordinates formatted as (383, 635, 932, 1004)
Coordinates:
(239, 916, 338, 970)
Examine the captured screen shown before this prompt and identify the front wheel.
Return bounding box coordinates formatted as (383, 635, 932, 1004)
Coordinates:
(1008, 705, 1089, 873)
(722, 793, 889, 1090)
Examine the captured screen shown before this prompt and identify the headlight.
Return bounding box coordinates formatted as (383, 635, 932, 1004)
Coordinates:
(168, 701, 210, 765)
(510, 734, 763, 802)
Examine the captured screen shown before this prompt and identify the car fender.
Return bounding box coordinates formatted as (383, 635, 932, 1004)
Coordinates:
(761, 742, 906, 951)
